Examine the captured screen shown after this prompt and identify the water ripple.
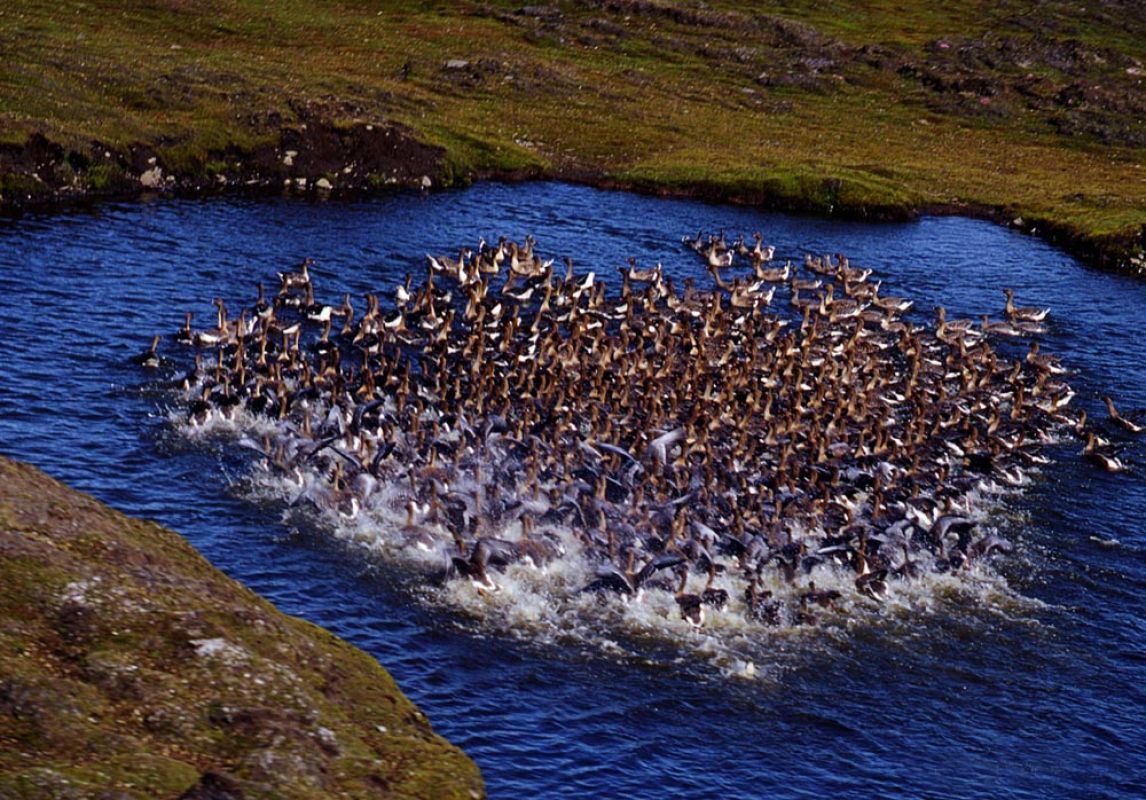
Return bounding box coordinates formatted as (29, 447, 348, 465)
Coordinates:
(1, 183, 1145, 798)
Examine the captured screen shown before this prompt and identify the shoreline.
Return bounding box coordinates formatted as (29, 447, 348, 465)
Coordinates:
(3, 1, 1142, 276)
(1, 127, 1140, 277)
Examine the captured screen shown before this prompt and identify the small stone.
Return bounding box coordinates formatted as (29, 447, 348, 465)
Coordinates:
(1012, 217, 1024, 227)
(295, 177, 307, 188)
(147, 156, 157, 166)
(191, 637, 228, 657)
(283, 154, 294, 166)
(315, 726, 339, 753)
(445, 59, 469, 70)
(140, 167, 163, 188)
(315, 177, 332, 191)
(420, 175, 432, 189)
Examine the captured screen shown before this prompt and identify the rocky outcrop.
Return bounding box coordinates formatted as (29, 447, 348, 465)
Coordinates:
(0, 456, 484, 800)
(0, 116, 448, 210)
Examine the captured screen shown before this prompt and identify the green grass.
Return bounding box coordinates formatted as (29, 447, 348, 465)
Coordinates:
(0, 0, 1142, 268)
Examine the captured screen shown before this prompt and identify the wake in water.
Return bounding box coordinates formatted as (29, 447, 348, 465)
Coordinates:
(144, 234, 1086, 674)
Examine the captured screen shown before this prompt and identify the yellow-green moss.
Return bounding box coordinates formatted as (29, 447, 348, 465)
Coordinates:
(0, 456, 484, 799)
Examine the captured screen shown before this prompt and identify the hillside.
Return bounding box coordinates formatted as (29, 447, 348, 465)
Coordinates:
(0, 456, 484, 800)
(0, 0, 1143, 269)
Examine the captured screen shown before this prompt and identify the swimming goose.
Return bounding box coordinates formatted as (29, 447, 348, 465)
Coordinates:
(160, 231, 1087, 635)
(623, 257, 662, 284)
(304, 284, 334, 322)
(1026, 342, 1066, 375)
(731, 280, 774, 309)
(935, 306, 977, 343)
(1083, 432, 1128, 472)
(427, 248, 471, 278)
(750, 233, 776, 264)
(278, 257, 312, 294)
(805, 253, 840, 276)
(134, 334, 164, 368)
(1103, 396, 1144, 434)
(682, 230, 705, 253)
(253, 283, 272, 320)
(871, 286, 912, 314)
(979, 315, 1022, 337)
(705, 244, 734, 270)
(754, 259, 790, 282)
(175, 312, 194, 345)
(1003, 288, 1049, 322)
(820, 283, 860, 319)
(194, 298, 233, 347)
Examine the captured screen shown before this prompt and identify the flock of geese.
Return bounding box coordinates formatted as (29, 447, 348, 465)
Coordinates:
(139, 231, 1141, 628)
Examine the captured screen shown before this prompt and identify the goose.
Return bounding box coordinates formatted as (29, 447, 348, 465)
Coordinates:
(799, 580, 842, 609)
(304, 284, 334, 322)
(582, 551, 685, 600)
(1083, 432, 1128, 472)
(705, 245, 734, 270)
(674, 568, 705, 627)
(253, 282, 272, 320)
(750, 233, 776, 264)
(159, 231, 1087, 638)
(176, 311, 194, 344)
(133, 334, 164, 368)
(754, 259, 790, 282)
(1026, 342, 1066, 375)
(1003, 288, 1049, 322)
(838, 264, 872, 284)
(979, 315, 1022, 337)
(820, 283, 860, 319)
(871, 286, 913, 314)
(731, 280, 774, 309)
(805, 253, 840, 276)
(427, 248, 471, 278)
(278, 257, 312, 294)
(935, 306, 976, 342)
(1103, 396, 1144, 434)
(681, 230, 705, 252)
(193, 298, 232, 347)
(623, 257, 662, 284)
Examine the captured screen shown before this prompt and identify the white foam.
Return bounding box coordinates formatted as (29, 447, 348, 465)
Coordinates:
(166, 394, 1046, 677)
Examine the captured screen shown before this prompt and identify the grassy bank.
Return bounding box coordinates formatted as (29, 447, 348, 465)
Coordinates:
(0, 456, 484, 799)
(0, 0, 1143, 271)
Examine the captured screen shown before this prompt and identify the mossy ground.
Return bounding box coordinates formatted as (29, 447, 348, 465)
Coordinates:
(0, 0, 1142, 268)
(0, 456, 484, 799)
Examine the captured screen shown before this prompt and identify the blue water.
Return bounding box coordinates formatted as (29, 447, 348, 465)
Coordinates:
(2, 183, 1144, 799)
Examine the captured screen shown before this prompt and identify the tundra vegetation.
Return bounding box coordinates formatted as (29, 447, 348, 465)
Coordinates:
(0, 0, 1142, 270)
(0, 457, 484, 799)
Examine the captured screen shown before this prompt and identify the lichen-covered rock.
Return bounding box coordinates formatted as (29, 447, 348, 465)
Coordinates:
(0, 456, 484, 800)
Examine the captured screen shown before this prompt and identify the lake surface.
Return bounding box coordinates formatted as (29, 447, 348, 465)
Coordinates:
(2, 182, 1144, 799)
